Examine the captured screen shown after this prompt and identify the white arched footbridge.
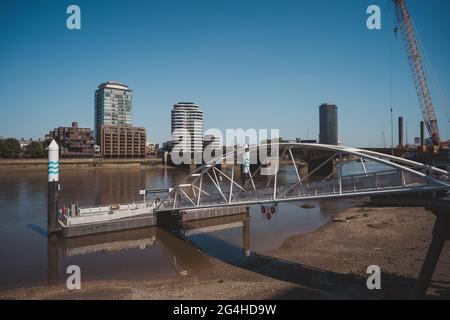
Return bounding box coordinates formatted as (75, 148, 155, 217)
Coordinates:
(156, 143, 449, 212)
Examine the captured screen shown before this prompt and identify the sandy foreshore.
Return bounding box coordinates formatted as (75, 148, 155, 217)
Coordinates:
(1, 206, 449, 300)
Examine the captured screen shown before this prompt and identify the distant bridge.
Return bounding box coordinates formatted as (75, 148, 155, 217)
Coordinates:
(156, 143, 449, 212)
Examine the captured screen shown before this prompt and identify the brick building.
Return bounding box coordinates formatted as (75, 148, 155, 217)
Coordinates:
(100, 125, 146, 158)
(45, 122, 95, 158)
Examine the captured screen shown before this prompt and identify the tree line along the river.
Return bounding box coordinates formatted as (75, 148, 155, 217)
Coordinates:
(0, 138, 46, 159)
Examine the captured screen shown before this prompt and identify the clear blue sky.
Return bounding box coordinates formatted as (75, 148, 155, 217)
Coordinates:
(0, 0, 449, 147)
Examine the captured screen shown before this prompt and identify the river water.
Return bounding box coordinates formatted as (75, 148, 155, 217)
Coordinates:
(0, 166, 365, 291)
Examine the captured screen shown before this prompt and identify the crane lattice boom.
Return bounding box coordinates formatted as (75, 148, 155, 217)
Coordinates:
(394, 0, 440, 146)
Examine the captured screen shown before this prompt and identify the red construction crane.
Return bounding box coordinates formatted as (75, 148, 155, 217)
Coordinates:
(393, 0, 440, 147)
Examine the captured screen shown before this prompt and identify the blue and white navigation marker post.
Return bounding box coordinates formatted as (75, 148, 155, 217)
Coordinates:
(47, 140, 60, 235)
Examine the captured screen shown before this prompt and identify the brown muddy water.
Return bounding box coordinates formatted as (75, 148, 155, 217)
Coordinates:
(0, 166, 364, 291)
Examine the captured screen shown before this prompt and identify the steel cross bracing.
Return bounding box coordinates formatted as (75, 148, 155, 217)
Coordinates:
(155, 143, 449, 212)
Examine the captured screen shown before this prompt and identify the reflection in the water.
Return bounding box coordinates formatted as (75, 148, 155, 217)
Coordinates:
(179, 212, 251, 257)
(46, 210, 252, 285)
(0, 167, 362, 291)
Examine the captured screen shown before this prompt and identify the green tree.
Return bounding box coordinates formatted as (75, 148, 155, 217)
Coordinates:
(25, 141, 46, 158)
(0, 138, 21, 158)
(264, 137, 286, 144)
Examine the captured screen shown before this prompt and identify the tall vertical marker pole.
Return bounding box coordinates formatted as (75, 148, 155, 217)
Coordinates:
(48, 140, 60, 235)
(243, 144, 250, 175)
(242, 144, 250, 185)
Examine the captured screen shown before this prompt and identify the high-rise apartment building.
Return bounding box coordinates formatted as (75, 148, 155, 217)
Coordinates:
(171, 102, 204, 155)
(319, 103, 338, 145)
(94, 81, 148, 158)
(94, 81, 132, 144)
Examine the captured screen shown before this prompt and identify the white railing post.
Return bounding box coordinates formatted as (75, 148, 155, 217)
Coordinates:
(339, 153, 343, 194)
(229, 164, 235, 204)
(197, 171, 203, 206)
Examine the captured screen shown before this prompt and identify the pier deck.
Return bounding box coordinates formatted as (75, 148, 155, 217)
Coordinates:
(58, 205, 249, 238)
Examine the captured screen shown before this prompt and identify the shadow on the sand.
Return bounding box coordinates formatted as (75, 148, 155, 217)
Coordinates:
(182, 232, 448, 299)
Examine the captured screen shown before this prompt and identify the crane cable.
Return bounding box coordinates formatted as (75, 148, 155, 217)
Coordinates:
(410, 16, 450, 126)
(388, 0, 394, 151)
